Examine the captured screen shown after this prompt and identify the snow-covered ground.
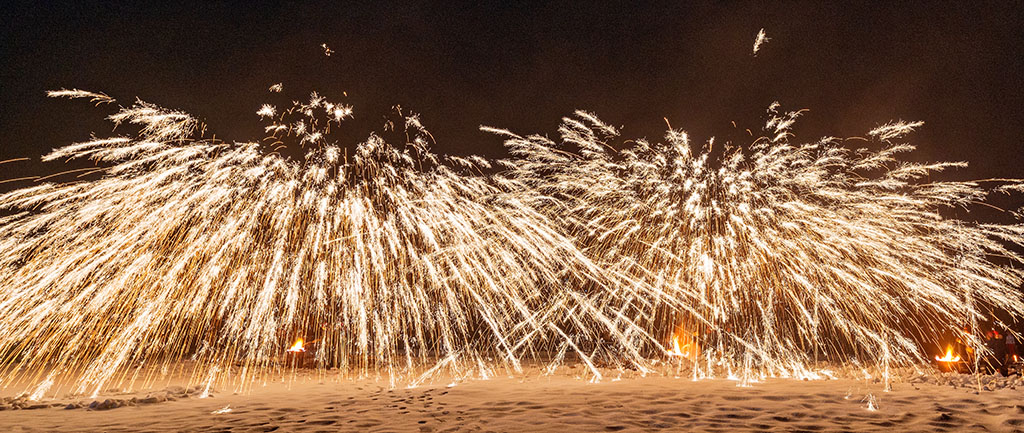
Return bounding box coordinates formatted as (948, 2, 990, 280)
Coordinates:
(2, 365, 1023, 432)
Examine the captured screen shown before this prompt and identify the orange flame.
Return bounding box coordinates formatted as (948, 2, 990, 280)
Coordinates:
(934, 344, 960, 362)
(287, 338, 305, 353)
(668, 326, 699, 359)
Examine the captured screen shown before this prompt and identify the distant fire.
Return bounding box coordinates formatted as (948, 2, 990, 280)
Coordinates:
(287, 338, 306, 353)
(668, 326, 699, 359)
(934, 344, 960, 363)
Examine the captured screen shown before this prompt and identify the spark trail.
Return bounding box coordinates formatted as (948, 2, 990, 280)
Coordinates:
(0, 90, 650, 396)
(494, 105, 1024, 379)
(2, 89, 1023, 396)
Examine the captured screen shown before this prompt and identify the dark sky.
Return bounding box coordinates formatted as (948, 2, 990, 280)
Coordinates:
(2, 2, 1023, 193)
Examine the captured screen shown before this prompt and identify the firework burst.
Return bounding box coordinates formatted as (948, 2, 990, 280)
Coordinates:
(0, 90, 651, 396)
(2, 88, 1023, 396)
(493, 105, 1024, 379)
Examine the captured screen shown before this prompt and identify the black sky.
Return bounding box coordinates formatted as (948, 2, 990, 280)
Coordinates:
(2, 1, 1023, 193)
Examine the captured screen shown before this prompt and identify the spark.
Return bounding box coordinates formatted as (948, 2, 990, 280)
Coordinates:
(0, 88, 641, 394)
(257, 104, 277, 118)
(321, 43, 333, 57)
(1, 85, 1023, 395)
(753, 28, 769, 55)
(496, 104, 1024, 378)
(47, 88, 116, 105)
(862, 393, 878, 411)
(0, 158, 30, 165)
(28, 372, 56, 401)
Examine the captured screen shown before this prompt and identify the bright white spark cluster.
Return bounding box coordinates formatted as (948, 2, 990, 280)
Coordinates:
(0, 90, 650, 395)
(1, 89, 1023, 395)
(753, 28, 769, 55)
(47, 88, 116, 105)
(494, 106, 1024, 378)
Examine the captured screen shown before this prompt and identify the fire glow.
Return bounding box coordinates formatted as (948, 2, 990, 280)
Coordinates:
(287, 339, 306, 353)
(668, 327, 699, 360)
(934, 345, 961, 363)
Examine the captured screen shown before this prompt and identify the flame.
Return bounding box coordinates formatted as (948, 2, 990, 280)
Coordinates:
(287, 338, 305, 353)
(668, 326, 699, 359)
(934, 344, 960, 362)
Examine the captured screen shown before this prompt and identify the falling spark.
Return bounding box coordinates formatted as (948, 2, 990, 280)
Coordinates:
(0, 157, 30, 166)
(863, 394, 878, 411)
(47, 88, 116, 105)
(257, 104, 276, 118)
(753, 28, 769, 55)
(0, 88, 642, 394)
(1, 84, 1023, 395)
(321, 43, 333, 57)
(200, 366, 219, 398)
(496, 105, 1024, 378)
(269, 83, 284, 93)
(28, 372, 56, 401)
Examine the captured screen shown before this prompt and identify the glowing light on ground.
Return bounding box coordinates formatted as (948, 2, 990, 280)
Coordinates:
(935, 345, 961, 363)
(287, 339, 306, 353)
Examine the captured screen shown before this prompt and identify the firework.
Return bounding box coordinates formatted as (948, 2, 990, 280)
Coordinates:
(0, 90, 650, 396)
(3, 88, 1023, 397)
(494, 105, 1024, 380)
(753, 28, 769, 55)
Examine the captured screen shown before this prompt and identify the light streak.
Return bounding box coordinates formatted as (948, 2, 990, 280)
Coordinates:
(753, 28, 768, 55)
(47, 88, 116, 105)
(1, 88, 1022, 395)
(496, 106, 1024, 377)
(0, 88, 644, 394)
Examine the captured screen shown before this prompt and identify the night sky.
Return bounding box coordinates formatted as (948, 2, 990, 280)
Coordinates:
(2, 2, 1023, 198)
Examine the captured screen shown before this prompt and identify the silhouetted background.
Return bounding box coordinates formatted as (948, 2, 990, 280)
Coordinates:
(2, 2, 1023, 204)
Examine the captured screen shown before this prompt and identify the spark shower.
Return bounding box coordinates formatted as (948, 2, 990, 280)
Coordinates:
(1, 87, 1022, 396)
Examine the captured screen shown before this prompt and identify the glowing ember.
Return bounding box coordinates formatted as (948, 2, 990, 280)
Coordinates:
(934, 345, 961, 363)
(287, 338, 306, 353)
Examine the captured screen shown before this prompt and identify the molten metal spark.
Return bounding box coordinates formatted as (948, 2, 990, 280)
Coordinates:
(753, 28, 768, 55)
(495, 106, 1024, 378)
(47, 88, 116, 105)
(2, 86, 1023, 394)
(667, 326, 699, 359)
(0, 89, 645, 395)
